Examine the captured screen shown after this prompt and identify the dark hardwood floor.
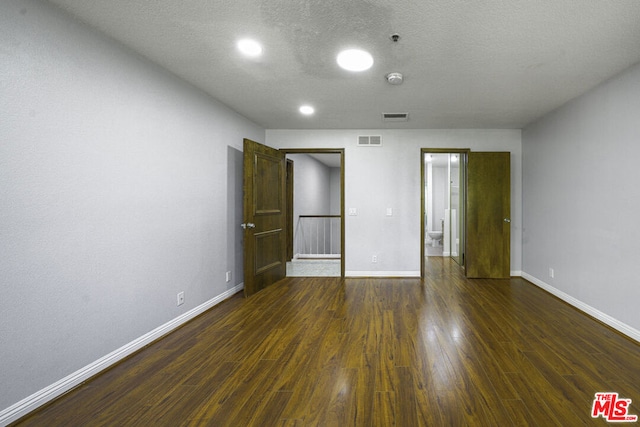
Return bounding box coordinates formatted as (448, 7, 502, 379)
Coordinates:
(14, 258, 640, 426)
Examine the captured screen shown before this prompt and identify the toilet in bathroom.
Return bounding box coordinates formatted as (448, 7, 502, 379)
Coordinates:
(427, 230, 443, 247)
(427, 218, 444, 247)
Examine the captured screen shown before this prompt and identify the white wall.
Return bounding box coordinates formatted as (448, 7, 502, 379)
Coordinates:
(522, 61, 640, 338)
(431, 165, 448, 232)
(0, 0, 263, 414)
(268, 129, 522, 276)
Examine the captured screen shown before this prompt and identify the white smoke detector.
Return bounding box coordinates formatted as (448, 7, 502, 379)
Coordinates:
(386, 72, 403, 85)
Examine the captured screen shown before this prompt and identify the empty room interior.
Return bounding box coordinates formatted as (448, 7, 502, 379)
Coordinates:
(2, 0, 640, 425)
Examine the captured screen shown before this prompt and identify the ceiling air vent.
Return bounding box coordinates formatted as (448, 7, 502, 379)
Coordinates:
(382, 112, 409, 122)
(357, 135, 382, 146)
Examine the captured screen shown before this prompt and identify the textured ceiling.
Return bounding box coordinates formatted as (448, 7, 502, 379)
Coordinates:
(47, 0, 640, 129)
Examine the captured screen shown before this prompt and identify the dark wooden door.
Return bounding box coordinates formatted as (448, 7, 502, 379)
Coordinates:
(286, 159, 294, 261)
(466, 152, 511, 278)
(243, 139, 286, 297)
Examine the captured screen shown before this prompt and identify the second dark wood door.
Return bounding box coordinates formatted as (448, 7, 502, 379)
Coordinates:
(466, 152, 511, 278)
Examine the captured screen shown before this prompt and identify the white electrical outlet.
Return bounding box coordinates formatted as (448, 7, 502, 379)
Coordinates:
(177, 291, 185, 306)
(549, 268, 554, 278)
(226, 271, 232, 282)
(372, 255, 377, 263)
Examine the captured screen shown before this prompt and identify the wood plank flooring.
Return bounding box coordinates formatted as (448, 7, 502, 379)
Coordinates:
(14, 258, 640, 426)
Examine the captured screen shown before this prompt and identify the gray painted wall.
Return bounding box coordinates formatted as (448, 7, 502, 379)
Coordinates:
(0, 0, 263, 410)
(268, 130, 522, 275)
(329, 168, 341, 216)
(288, 154, 332, 221)
(522, 61, 640, 334)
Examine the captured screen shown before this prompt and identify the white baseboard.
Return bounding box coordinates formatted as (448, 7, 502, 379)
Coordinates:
(0, 283, 244, 426)
(521, 272, 640, 343)
(345, 271, 421, 278)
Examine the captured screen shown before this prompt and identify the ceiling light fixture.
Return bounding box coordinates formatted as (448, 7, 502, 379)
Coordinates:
(237, 39, 263, 57)
(299, 105, 315, 115)
(337, 49, 373, 72)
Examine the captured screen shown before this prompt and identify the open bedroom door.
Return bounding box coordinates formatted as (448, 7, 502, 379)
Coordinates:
(242, 138, 286, 297)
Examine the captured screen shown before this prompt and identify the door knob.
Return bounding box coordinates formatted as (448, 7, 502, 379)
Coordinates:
(504, 218, 511, 223)
(241, 223, 256, 229)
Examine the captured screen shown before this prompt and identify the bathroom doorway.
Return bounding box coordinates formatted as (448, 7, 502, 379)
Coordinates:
(421, 149, 468, 270)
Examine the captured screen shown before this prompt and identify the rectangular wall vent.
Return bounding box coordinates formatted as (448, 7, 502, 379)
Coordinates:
(357, 135, 382, 146)
(382, 112, 409, 122)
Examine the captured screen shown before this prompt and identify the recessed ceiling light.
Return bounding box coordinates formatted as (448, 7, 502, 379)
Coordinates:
(237, 39, 262, 57)
(299, 105, 315, 115)
(337, 49, 373, 72)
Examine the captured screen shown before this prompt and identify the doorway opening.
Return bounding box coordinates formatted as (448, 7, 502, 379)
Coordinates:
(421, 149, 468, 277)
(282, 149, 344, 278)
